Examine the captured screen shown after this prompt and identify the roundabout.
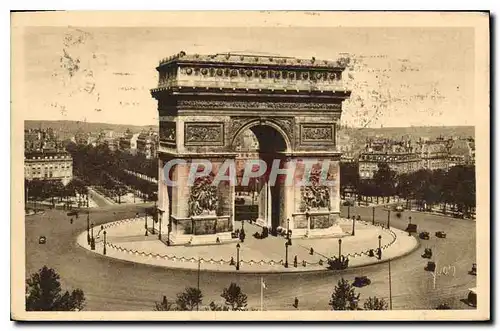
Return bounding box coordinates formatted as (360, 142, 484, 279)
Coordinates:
(25, 204, 477, 311)
(78, 217, 418, 273)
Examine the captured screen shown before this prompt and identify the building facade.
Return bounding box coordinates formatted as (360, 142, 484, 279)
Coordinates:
(417, 137, 453, 171)
(358, 139, 420, 179)
(137, 129, 158, 159)
(24, 151, 73, 185)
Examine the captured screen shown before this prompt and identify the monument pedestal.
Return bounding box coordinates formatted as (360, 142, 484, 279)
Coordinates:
(168, 214, 234, 246)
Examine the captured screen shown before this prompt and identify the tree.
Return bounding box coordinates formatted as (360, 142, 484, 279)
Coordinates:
(329, 278, 360, 310)
(221, 282, 248, 311)
(207, 301, 230, 311)
(363, 296, 388, 310)
(154, 295, 176, 311)
(373, 163, 396, 203)
(175, 287, 203, 311)
(26, 266, 86, 311)
(436, 303, 451, 310)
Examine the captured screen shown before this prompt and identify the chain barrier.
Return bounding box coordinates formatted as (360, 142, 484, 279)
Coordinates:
(99, 217, 400, 269)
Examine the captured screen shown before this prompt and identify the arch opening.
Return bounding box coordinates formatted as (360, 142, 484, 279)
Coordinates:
(233, 123, 288, 234)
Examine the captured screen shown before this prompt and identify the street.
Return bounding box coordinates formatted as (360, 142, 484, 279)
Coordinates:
(25, 204, 476, 311)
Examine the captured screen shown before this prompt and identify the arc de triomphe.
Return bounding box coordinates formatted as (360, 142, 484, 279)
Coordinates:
(151, 52, 351, 245)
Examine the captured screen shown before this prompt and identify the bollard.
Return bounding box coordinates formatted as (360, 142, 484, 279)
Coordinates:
(310, 247, 314, 255)
(230, 257, 235, 266)
(293, 256, 298, 268)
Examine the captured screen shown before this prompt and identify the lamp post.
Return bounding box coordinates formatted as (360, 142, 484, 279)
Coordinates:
(378, 235, 382, 260)
(158, 211, 162, 241)
(236, 243, 240, 270)
(347, 205, 350, 219)
(338, 239, 342, 259)
(90, 222, 95, 251)
(409, 216, 412, 225)
(284, 241, 289, 268)
(152, 202, 157, 235)
(351, 216, 355, 236)
(387, 209, 391, 229)
(144, 212, 148, 236)
(372, 206, 375, 225)
(103, 230, 107, 255)
(86, 212, 90, 245)
(287, 218, 290, 239)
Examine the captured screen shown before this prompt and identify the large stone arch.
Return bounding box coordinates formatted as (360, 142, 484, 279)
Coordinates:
(230, 118, 292, 153)
(151, 52, 351, 245)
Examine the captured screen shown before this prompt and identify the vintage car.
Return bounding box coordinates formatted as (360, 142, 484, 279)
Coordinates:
(424, 261, 436, 272)
(469, 263, 477, 276)
(38, 236, 47, 244)
(419, 231, 430, 240)
(352, 276, 371, 287)
(67, 210, 79, 217)
(435, 231, 447, 238)
(421, 248, 433, 259)
(466, 288, 477, 307)
(394, 205, 404, 212)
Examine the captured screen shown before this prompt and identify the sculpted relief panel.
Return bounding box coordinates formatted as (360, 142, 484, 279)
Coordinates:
(159, 121, 176, 145)
(184, 122, 224, 146)
(178, 100, 341, 111)
(300, 124, 335, 145)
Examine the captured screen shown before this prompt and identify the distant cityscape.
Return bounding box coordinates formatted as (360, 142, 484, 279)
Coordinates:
(24, 122, 475, 188)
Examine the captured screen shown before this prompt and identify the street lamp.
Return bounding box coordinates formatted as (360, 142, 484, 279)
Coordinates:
(284, 241, 290, 268)
(378, 235, 382, 260)
(158, 211, 162, 241)
(387, 209, 391, 229)
(86, 212, 90, 245)
(90, 222, 95, 251)
(408, 216, 412, 225)
(287, 218, 290, 238)
(103, 230, 107, 255)
(372, 206, 375, 225)
(338, 239, 342, 259)
(347, 205, 351, 219)
(144, 212, 148, 236)
(351, 216, 355, 236)
(236, 243, 241, 270)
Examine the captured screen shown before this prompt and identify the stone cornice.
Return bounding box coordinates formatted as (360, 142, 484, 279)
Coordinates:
(157, 52, 348, 71)
(151, 86, 351, 100)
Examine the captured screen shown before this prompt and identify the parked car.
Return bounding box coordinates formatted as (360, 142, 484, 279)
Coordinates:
(469, 263, 477, 276)
(421, 248, 432, 259)
(466, 288, 477, 307)
(352, 276, 371, 287)
(67, 211, 79, 217)
(38, 236, 47, 244)
(394, 205, 404, 212)
(424, 261, 436, 272)
(435, 231, 447, 238)
(342, 200, 354, 207)
(419, 231, 430, 240)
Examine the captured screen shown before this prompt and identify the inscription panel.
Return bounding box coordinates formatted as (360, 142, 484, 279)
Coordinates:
(184, 122, 224, 146)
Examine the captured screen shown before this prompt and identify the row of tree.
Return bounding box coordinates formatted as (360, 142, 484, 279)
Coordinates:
(25, 177, 89, 210)
(27, 266, 452, 311)
(340, 162, 476, 217)
(65, 142, 157, 202)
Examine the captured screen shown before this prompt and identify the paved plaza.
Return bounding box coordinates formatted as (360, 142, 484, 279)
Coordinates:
(78, 218, 418, 273)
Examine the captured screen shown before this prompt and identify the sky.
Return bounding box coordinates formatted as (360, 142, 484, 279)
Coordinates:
(21, 25, 475, 128)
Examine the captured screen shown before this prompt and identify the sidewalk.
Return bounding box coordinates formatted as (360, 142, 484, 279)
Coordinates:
(78, 218, 418, 273)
